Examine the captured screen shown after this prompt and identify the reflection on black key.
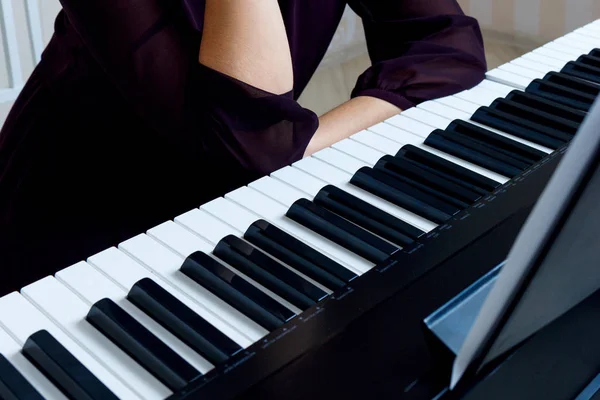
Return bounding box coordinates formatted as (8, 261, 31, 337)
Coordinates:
(395, 145, 500, 194)
(214, 236, 324, 310)
(0, 354, 43, 400)
(578, 55, 600, 69)
(245, 219, 357, 283)
(128, 278, 242, 365)
(314, 185, 424, 247)
(87, 299, 200, 391)
(287, 198, 396, 264)
(23, 330, 118, 400)
(181, 251, 294, 330)
(426, 131, 525, 178)
(490, 98, 579, 136)
(504, 90, 586, 124)
(526, 79, 595, 112)
(374, 156, 475, 207)
(544, 72, 600, 96)
(351, 167, 456, 224)
(471, 107, 566, 149)
(562, 61, 600, 85)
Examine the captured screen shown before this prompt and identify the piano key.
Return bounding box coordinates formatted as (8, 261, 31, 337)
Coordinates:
(23, 330, 120, 400)
(567, 32, 600, 45)
(435, 95, 480, 114)
(332, 138, 383, 165)
(374, 153, 482, 204)
(200, 197, 351, 290)
(455, 87, 503, 107)
(350, 167, 456, 223)
(225, 186, 372, 274)
(245, 219, 356, 284)
(250, 176, 310, 208)
(271, 166, 327, 197)
(385, 114, 436, 138)
(148, 220, 303, 315)
(0, 354, 44, 400)
(287, 198, 398, 263)
(127, 278, 242, 364)
(351, 129, 404, 154)
(314, 185, 424, 247)
(21, 277, 172, 399)
(555, 35, 596, 53)
(294, 156, 437, 232)
(486, 68, 531, 89)
(402, 107, 453, 130)
(214, 235, 325, 308)
(56, 261, 214, 373)
(577, 26, 600, 38)
(533, 47, 575, 63)
(545, 41, 589, 57)
(88, 247, 256, 348)
(497, 63, 546, 80)
(87, 298, 200, 391)
(526, 78, 596, 112)
(418, 100, 473, 121)
(0, 293, 136, 399)
(0, 327, 67, 400)
(180, 251, 294, 329)
(313, 147, 368, 172)
(504, 91, 586, 124)
(368, 119, 510, 184)
(478, 80, 515, 96)
(512, 54, 565, 73)
(544, 71, 600, 97)
(561, 61, 600, 84)
(577, 55, 600, 69)
(119, 234, 269, 342)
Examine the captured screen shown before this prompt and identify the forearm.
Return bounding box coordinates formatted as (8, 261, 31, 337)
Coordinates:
(303, 96, 401, 157)
(199, 0, 293, 94)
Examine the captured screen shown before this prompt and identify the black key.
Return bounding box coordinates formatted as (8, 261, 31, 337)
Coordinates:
(490, 98, 579, 136)
(0, 354, 43, 400)
(374, 155, 477, 207)
(87, 299, 200, 391)
(504, 90, 586, 125)
(287, 198, 397, 264)
(425, 132, 523, 178)
(22, 330, 118, 400)
(395, 145, 501, 194)
(214, 236, 324, 309)
(127, 278, 242, 365)
(578, 54, 600, 69)
(562, 60, 600, 85)
(181, 251, 294, 330)
(588, 48, 600, 58)
(471, 107, 567, 149)
(351, 167, 458, 223)
(314, 185, 424, 247)
(244, 219, 357, 283)
(526, 78, 596, 112)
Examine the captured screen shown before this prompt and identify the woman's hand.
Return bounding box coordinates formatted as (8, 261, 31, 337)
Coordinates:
(303, 96, 401, 157)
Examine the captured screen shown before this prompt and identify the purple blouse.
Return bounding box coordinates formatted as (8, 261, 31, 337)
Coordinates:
(0, 0, 486, 294)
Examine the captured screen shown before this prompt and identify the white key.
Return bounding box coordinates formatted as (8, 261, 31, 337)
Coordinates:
(119, 234, 268, 342)
(332, 138, 384, 165)
(435, 95, 480, 114)
(402, 107, 452, 130)
(518, 52, 566, 70)
(365, 123, 509, 184)
(553, 37, 594, 53)
(176, 209, 241, 245)
(563, 33, 598, 49)
(148, 220, 303, 315)
(271, 166, 326, 197)
(351, 130, 403, 154)
(385, 115, 434, 138)
(0, 292, 140, 399)
(498, 63, 545, 80)
(486, 68, 530, 90)
(478, 80, 515, 96)
(313, 147, 367, 172)
(293, 157, 436, 232)
(543, 42, 584, 57)
(455, 87, 504, 107)
(21, 277, 172, 400)
(367, 122, 421, 144)
(88, 247, 255, 348)
(417, 101, 472, 122)
(226, 186, 372, 274)
(250, 175, 310, 205)
(0, 326, 67, 399)
(533, 47, 574, 63)
(56, 261, 214, 374)
(577, 26, 600, 39)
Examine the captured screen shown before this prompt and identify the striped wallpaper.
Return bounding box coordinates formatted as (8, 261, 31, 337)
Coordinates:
(458, 0, 600, 40)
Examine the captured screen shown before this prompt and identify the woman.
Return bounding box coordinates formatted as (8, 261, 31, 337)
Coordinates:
(0, 0, 486, 295)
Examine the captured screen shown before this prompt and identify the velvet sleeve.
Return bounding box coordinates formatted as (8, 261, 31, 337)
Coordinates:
(347, 0, 487, 110)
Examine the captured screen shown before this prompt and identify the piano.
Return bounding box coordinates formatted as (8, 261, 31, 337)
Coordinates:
(1, 20, 600, 400)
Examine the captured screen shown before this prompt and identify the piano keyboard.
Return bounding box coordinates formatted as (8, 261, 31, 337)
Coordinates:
(2, 21, 600, 400)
